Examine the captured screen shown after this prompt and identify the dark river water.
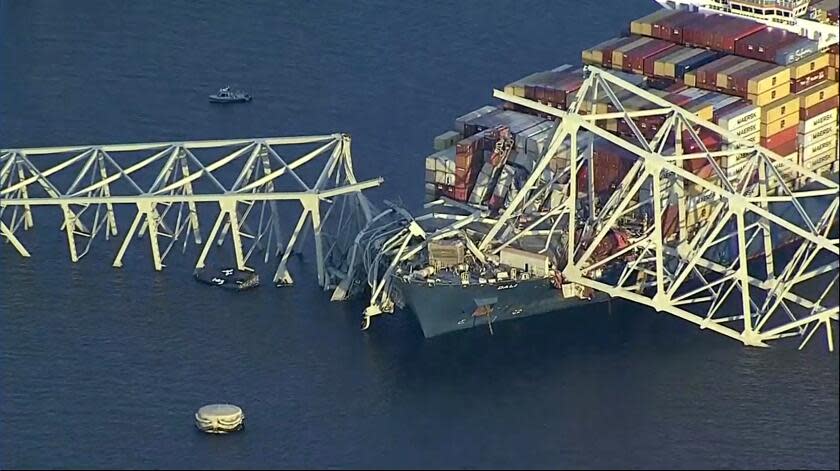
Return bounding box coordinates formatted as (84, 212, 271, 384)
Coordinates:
(1, 1, 838, 469)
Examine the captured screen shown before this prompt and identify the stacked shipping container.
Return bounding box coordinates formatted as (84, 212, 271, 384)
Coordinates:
(425, 8, 838, 211)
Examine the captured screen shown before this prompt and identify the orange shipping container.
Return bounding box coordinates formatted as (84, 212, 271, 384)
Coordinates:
(760, 122, 799, 145)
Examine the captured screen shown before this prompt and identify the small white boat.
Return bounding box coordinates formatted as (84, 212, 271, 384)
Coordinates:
(208, 86, 251, 103)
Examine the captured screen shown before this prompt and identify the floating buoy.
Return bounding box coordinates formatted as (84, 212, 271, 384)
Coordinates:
(195, 404, 245, 434)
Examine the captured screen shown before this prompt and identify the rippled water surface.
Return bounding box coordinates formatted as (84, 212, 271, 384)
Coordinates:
(1, 1, 838, 468)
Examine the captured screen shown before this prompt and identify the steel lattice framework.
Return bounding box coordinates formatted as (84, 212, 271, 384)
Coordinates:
(348, 67, 839, 350)
(0, 134, 381, 288)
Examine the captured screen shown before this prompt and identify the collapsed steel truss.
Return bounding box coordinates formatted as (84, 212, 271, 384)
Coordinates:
(349, 67, 839, 350)
(0, 134, 380, 288)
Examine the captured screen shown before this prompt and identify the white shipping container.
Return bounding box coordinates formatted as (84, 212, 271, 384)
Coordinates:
(425, 169, 435, 183)
(807, 159, 838, 180)
(716, 104, 760, 132)
(798, 108, 838, 135)
(731, 120, 761, 139)
(766, 162, 799, 191)
(800, 135, 838, 162)
(430, 147, 456, 173)
(742, 131, 761, 144)
(800, 148, 837, 170)
(425, 156, 436, 171)
(444, 173, 456, 186)
(797, 124, 837, 148)
(496, 166, 515, 195)
(499, 247, 550, 276)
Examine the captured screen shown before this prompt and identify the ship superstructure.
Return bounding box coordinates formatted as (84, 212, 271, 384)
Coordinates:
(656, 0, 839, 48)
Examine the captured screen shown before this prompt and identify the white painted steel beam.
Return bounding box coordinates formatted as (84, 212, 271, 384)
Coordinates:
(0, 135, 381, 292)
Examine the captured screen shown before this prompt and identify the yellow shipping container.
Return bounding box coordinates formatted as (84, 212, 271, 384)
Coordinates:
(747, 66, 791, 95)
(759, 110, 798, 137)
(685, 71, 697, 87)
(797, 81, 840, 109)
(748, 83, 790, 107)
(630, 9, 674, 37)
(685, 103, 714, 122)
(759, 95, 799, 124)
(789, 53, 830, 80)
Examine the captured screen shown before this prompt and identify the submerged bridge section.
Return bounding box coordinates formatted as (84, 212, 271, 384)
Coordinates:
(0, 134, 381, 289)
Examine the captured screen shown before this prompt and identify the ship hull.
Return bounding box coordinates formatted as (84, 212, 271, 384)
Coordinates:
(396, 277, 610, 338)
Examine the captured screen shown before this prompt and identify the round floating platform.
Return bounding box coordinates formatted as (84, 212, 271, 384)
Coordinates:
(195, 404, 245, 434)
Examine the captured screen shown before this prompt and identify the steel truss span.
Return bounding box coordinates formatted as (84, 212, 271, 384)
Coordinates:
(0, 134, 381, 289)
(348, 67, 838, 351)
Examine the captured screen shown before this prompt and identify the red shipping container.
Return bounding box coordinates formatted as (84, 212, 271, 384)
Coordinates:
(695, 56, 741, 88)
(759, 126, 798, 149)
(791, 67, 829, 93)
(576, 141, 636, 193)
(625, 40, 677, 73)
(452, 185, 470, 202)
(714, 18, 764, 53)
(600, 36, 639, 67)
(663, 91, 698, 108)
(766, 137, 798, 157)
(654, 11, 698, 43)
(683, 15, 735, 49)
(682, 128, 723, 159)
(800, 95, 840, 120)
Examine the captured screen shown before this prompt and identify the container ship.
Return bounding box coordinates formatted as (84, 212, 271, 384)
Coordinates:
(348, 0, 840, 338)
